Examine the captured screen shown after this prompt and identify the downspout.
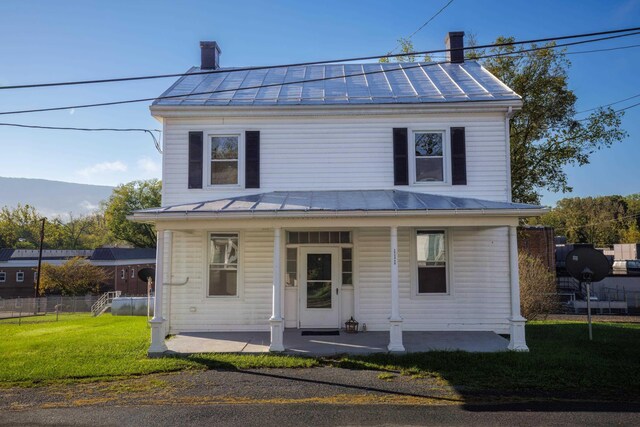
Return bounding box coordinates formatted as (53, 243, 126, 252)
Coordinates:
(505, 106, 514, 203)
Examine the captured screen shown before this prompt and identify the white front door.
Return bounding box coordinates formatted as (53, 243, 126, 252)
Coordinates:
(299, 247, 340, 328)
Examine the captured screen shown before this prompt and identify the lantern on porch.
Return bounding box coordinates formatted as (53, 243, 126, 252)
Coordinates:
(345, 316, 359, 333)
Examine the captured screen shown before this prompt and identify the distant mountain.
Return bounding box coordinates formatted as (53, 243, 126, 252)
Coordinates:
(0, 177, 113, 218)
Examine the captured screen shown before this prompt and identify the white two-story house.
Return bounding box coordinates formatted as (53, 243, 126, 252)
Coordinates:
(133, 32, 546, 355)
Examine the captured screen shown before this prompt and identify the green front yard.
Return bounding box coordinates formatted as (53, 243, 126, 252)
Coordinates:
(1, 314, 639, 400)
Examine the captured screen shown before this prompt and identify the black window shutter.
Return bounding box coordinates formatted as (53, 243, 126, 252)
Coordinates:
(188, 131, 204, 189)
(245, 131, 260, 188)
(393, 128, 409, 186)
(450, 127, 467, 185)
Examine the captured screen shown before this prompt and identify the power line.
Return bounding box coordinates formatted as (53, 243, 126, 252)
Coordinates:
(1, 26, 639, 91)
(577, 93, 640, 114)
(614, 100, 640, 114)
(388, 0, 455, 54)
(575, 98, 640, 122)
(0, 122, 162, 153)
(0, 123, 160, 133)
(1, 30, 639, 116)
(564, 42, 640, 56)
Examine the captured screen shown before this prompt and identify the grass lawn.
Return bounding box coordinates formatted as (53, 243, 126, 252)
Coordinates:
(2, 314, 639, 400)
(0, 314, 313, 386)
(332, 320, 640, 399)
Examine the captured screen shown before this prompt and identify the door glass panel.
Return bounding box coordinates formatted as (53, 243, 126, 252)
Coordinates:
(307, 282, 331, 308)
(306, 253, 332, 309)
(307, 254, 331, 281)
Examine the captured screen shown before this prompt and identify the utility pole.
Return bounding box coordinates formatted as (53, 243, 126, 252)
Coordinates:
(34, 218, 45, 308)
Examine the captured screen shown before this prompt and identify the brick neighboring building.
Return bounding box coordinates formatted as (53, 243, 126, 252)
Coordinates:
(518, 226, 556, 272)
(0, 248, 156, 299)
(90, 248, 157, 296)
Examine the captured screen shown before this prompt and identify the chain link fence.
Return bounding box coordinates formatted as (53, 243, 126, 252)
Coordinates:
(0, 296, 100, 320)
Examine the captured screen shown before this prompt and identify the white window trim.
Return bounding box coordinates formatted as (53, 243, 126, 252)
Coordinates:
(120, 269, 125, 280)
(0, 271, 5, 282)
(131, 268, 136, 279)
(205, 231, 244, 299)
(206, 133, 244, 189)
(409, 128, 450, 186)
(409, 228, 454, 300)
(16, 271, 24, 283)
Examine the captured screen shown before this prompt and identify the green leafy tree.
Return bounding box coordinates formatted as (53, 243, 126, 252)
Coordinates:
(535, 194, 640, 245)
(478, 38, 626, 204)
(56, 212, 114, 249)
(0, 204, 66, 249)
(104, 179, 161, 248)
(621, 222, 640, 244)
(39, 257, 110, 295)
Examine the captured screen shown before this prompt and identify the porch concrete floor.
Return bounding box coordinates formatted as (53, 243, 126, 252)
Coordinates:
(166, 330, 509, 355)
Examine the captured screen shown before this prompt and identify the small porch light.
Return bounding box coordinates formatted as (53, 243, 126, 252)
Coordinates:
(345, 316, 359, 333)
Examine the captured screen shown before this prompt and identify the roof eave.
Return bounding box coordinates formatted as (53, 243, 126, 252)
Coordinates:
(128, 207, 548, 223)
(149, 99, 523, 119)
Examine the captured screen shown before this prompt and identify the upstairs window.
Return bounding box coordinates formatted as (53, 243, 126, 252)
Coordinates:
(120, 269, 125, 280)
(16, 271, 24, 283)
(209, 233, 239, 296)
(416, 230, 447, 294)
(414, 131, 444, 183)
(210, 135, 239, 185)
(0, 271, 5, 282)
(131, 268, 135, 279)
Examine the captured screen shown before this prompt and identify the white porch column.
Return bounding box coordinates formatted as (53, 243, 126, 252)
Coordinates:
(388, 226, 405, 352)
(508, 225, 529, 351)
(149, 230, 169, 356)
(269, 228, 285, 352)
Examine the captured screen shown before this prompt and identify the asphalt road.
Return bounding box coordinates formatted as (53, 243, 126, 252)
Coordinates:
(2, 368, 639, 426)
(2, 403, 640, 426)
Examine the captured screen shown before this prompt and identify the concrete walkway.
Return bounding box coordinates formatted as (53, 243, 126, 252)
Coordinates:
(166, 330, 509, 355)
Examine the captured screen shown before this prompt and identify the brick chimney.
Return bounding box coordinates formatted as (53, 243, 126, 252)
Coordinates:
(445, 32, 465, 64)
(200, 41, 221, 70)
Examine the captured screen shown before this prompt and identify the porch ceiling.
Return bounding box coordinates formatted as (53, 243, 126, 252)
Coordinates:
(132, 190, 546, 221)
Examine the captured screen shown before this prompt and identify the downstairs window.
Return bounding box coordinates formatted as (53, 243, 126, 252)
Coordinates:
(209, 233, 239, 296)
(416, 230, 447, 294)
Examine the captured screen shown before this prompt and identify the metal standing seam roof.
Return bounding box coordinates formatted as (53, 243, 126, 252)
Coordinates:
(134, 190, 544, 217)
(152, 62, 521, 107)
(90, 248, 156, 261)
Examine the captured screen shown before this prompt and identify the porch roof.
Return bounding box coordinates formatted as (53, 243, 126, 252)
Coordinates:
(132, 190, 546, 220)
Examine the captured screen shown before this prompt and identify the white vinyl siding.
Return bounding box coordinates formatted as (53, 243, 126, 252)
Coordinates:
(165, 225, 511, 334)
(166, 229, 272, 333)
(161, 112, 509, 206)
(356, 226, 511, 332)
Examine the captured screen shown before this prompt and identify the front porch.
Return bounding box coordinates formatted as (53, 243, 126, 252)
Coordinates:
(134, 190, 547, 356)
(166, 330, 509, 356)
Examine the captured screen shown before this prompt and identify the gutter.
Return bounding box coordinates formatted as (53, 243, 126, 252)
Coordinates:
(149, 100, 524, 119)
(128, 207, 549, 222)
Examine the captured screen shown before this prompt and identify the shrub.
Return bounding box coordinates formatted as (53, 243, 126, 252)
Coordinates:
(39, 257, 110, 296)
(519, 252, 558, 320)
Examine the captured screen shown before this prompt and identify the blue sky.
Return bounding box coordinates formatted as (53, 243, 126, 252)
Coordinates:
(0, 0, 639, 206)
